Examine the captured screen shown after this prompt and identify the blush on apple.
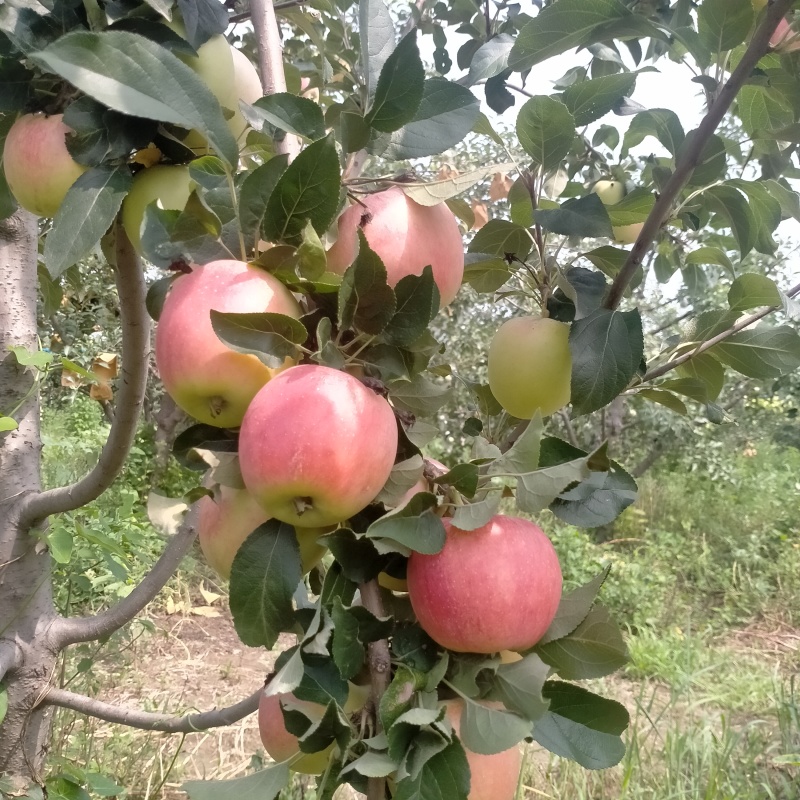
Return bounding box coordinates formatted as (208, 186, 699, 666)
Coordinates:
(239, 365, 398, 528)
(197, 485, 327, 580)
(2, 113, 88, 218)
(407, 515, 563, 653)
(325, 186, 464, 308)
(444, 699, 522, 800)
(154, 259, 301, 428)
(488, 316, 571, 419)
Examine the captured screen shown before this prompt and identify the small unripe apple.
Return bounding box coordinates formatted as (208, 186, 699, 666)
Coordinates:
(2, 113, 88, 217)
(239, 365, 399, 528)
(325, 187, 464, 308)
(613, 221, 644, 245)
(197, 486, 326, 579)
(444, 699, 522, 800)
(121, 164, 193, 254)
(592, 179, 625, 206)
(408, 515, 562, 653)
(488, 316, 571, 419)
(154, 259, 301, 428)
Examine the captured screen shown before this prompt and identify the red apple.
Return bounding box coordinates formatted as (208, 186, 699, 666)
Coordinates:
(154, 259, 301, 428)
(197, 486, 327, 579)
(2, 113, 87, 217)
(325, 187, 464, 308)
(239, 365, 398, 528)
(407, 515, 562, 653)
(771, 17, 800, 51)
(444, 699, 522, 800)
(488, 316, 571, 419)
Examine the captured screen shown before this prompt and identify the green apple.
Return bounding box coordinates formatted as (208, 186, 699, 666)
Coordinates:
(592, 179, 626, 206)
(488, 316, 571, 419)
(613, 221, 645, 245)
(2, 113, 88, 217)
(121, 164, 192, 255)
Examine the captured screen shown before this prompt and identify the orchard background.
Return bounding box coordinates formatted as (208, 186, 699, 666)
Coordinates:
(2, 0, 800, 798)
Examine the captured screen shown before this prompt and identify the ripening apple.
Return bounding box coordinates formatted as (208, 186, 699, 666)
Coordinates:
(197, 486, 327, 580)
(613, 221, 645, 245)
(258, 685, 369, 774)
(592, 179, 625, 206)
(154, 259, 301, 428)
(770, 18, 800, 52)
(228, 46, 264, 144)
(407, 515, 562, 653)
(488, 316, 571, 419)
(121, 164, 193, 255)
(444, 699, 522, 800)
(325, 187, 464, 308)
(239, 365, 399, 528)
(2, 113, 88, 217)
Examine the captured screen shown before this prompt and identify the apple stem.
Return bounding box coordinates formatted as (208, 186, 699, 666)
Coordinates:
(359, 578, 391, 800)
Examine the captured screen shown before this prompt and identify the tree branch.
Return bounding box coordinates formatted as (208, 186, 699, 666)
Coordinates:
(51, 506, 199, 648)
(604, 0, 794, 310)
(641, 281, 800, 383)
(41, 684, 261, 733)
(557, 410, 579, 448)
(359, 579, 391, 800)
(250, 0, 301, 159)
(18, 224, 150, 529)
(0, 639, 22, 683)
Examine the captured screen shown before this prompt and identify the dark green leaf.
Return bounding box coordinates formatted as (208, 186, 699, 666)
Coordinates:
(383, 266, 440, 346)
(239, 156, 289, 247)
(44, 167, 132, 279)
(516, 96, 576, 171)
(182, 764, 290, 800)
(433, 464, 479, 498)
(465, 34, 514, 84)
(570, 308, 644, 415)
(323, 529, 384, 584)
(535, 194, 613, 238)
(561, 71, 637, 126)
(263, 134, 341, 244)
(460, 700, 530, 755)
(367, 493, 446, 555)
(622, 108, 685, 156)
(388, 373, 452, 416)
(210, 311, 306, 369)
(697, 0, 753, 53)
(229, 521, 302, 648)
(711, 325, 800, 378)
(360, 0, 395, 102)
(247, 94, 326, 140)
(539, 567, 611, 645)
(494, 653, 550, 722)
(728, 273, 782, 312)
(393, 740, 470, 800)
(468, 219, 532, 260)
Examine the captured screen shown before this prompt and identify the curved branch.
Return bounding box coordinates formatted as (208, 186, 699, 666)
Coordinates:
(604, 0, 795, 310)
(41, 684, 261, 733)
(52, 506, 199, 648)
(250, 0, 300, 159)
(0, 639, 22, 682)
(19, 224, 150, 529)
(641, 281, 800, 383)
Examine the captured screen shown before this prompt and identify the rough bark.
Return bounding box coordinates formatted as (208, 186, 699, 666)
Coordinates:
(149, 392, 186, 490)
(0, 211, 59, 782)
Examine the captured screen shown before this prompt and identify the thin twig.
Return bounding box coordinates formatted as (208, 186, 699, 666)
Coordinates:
(641, 281, 800, 383)
(557, 410, 579, 448)
(18, 225, 150, 529)
(647, 308, 693, 337)
(40, 685, 261, 733)
(249, 0, 301, 159)
(51, 506, 200, 648)
(604, 0, 794, 310)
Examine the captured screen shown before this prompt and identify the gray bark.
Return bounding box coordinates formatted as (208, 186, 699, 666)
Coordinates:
(0, 211, 59, 782)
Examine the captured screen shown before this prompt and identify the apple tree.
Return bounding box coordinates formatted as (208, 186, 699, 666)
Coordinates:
(2, 0, 800, 798)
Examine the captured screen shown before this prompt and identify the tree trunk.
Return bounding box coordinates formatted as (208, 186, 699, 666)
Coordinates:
(149, 392, 185, 490)
(0, 211, 59, 785)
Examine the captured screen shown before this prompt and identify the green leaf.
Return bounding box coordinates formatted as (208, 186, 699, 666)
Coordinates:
(182, 764, 290, 800)
(536, 605, 628, 680)
(434, 464, 479, 498)
(638, 388, 689, 416)
(359, 0, 395, 102)
(494, 653, 550, 722)
(0, 684, 8, 725)
(10, 346, 53, 370)
(0, 416, 18, 432)
(561, 71, 637, 126)
(383, 266, 440, 347)
(247, 93, 326, 140)
(726, 179, 782, 254)
(532, 681, 629, 769)
(535, 194, 613, 238)
(365, 30, 425, 133)
(263, 134, 341, 245)
(380, 664, 426, 731)
(515, 458, 591, 516)
(697, 0, 753, 53)
(676, 354, 725, 402)
(569, 309, 644, 416)
(516, 96, 576, 172)
(44, 167, 131, 279)
(684, 246, 733, 272)
(367, 493, 446, 555)
(465, 34, 514, 84)
(229, 521, 302, 648)
(388, 374, 452, 416)
(710, 325, 800, 379)
(548, 267, 608, 322)
(394, 740, 470, 800)
(622, 108, 685, 156)
(380, 78, 480, 160)
(728, 274, 782, 312)
(338, 231, 397, 334)
(210, 311, 306, 369)
(84, 774, 124, 798)
(47, 527, 74, 564)
(540, 568, 611, 645)
(509, 0, 634, 72)
(342, 751, 398, 779)
(468, 219, 532, 260)
(460, 700, 530, 755)
(31, 31, 238, 166)
(488, 412, 543, 478)
(604, 188, 655, 227)
(239, 156, 290, 246)
(703, 184, 756, 257)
